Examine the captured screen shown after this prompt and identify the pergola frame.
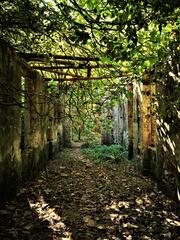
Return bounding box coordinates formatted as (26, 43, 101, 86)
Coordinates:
(20, 52, 130, 82)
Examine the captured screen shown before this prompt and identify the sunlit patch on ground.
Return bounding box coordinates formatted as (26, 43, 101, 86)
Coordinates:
(28, 195, 73, 239)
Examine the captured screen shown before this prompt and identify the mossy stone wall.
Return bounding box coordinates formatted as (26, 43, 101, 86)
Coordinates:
(0, 40, 63, 200)
(0, 40, 22, 199)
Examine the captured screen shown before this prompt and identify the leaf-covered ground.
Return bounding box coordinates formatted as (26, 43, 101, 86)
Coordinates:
(0, 146, 179, 240)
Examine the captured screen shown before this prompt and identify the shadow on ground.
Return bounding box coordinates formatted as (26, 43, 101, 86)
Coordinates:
(0, 147, 179, 240)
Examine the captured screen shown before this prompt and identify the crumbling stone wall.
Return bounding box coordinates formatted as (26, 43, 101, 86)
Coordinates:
(47, 96, 63, 156)
(130, 59, 179, 200)
(0, 40, 22, 199)
(131, 82, 143, 167)
(21, 71, 49, 179)
(101, 107, 113, 145)
(61, 92, 72, 148)
(128, 84, 134, 159)
(154, 57, 180, 200)
(0, 40, 63, 200)
(128, 66, 179, 200)
(139, 83, 156, 172)
(113, 98, 128, 149)
(100, 62, 179, 200)
(127, 81, 156, 165)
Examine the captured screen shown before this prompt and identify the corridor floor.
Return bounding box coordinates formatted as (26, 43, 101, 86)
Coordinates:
(0, 146, 179, 240)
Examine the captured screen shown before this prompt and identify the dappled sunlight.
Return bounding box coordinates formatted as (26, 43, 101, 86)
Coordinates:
(103, 192, 180, 240)
(168, 71, 180, 82)
(156, 118, 177, 156)
(165, 217, 180, 227)
(28, 195, 73, 239)
(0, 147, 179, 239)
(133, 82, 143, 103)
(177, 187, 180, 202)
(0, 1, 179, 240)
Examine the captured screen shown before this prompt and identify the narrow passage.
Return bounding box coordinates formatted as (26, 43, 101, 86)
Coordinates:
(0, 146, 179, 240)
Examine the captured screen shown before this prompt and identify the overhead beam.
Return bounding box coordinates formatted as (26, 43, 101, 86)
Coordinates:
(20, 52, 100, 62)
(32, 64, 117, 70)
(44, 74, 130, 82)
(31, 60, 81, 66)
(41, 69, 83, 78)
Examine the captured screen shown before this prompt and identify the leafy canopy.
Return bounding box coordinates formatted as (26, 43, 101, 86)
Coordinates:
(0, 0, 179, 133)
(0, 0, 179, 61)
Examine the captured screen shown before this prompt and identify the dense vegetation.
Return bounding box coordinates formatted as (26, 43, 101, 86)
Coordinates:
(1, 1, 179, 59)
(81, 144, 128, 165)
(0, 0, 179, 136)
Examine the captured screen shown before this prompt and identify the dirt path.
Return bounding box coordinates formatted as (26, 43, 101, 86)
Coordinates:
(0, 147, 179, 240)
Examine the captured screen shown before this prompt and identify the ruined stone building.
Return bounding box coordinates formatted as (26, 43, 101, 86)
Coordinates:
(0, 40, 179, 201)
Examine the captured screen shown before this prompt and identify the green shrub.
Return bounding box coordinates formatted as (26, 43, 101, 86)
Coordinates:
(81, 132, 101, 148)
(81, 144, 128, 164)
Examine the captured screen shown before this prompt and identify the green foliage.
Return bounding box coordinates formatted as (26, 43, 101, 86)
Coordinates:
(81, 132, 101, 148)
(0, 1, 179, 76)
(0, 0, 179, 65)
(43, 187, 52, 195)
(81, 144, 128, 165)
(0, 0, 179, 134)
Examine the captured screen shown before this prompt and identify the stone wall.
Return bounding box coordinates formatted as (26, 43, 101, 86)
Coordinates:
(101, 107, 113, 145)
(100, 64, 179, 200)
(154, 57, 180, 200)
(113, 97, 128, 149)
(134, 83, 156, 172)
(127, 82, 156, 167)
(0, 40, 63, 200)
(128, 84, 134, 159)
(101, 95, 128, 149)
(61, 92, 72, 148)
(128, 64, 179, 200)
(0, 40, 22, 199)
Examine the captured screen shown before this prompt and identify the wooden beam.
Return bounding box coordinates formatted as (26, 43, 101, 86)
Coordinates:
(44, 74, 130, 82)
(32, 65, 86, 70)
(32, 63, 117, 70)
(31, 60, 83, 66)
(26, 58, 79, 64)
(39, 69, 83, 77)
(19, 52, 100, 62)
